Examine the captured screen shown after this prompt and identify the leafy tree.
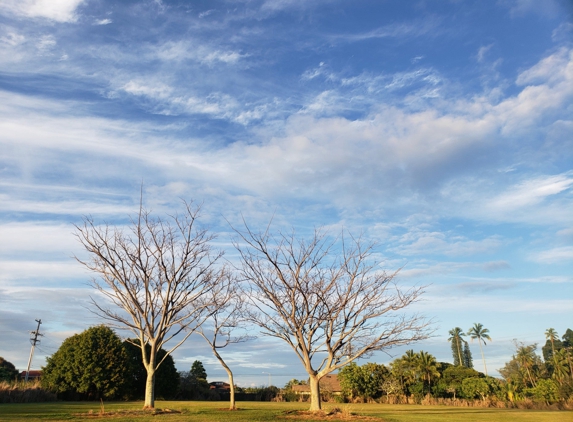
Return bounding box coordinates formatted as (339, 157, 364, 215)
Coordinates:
(524, 378, 559, 404)
(448, 328, 466, 366)
(191, 360, 207, 381)
(75, 202, 226, 408)
(461, 376, 501, 401)
(41, 326, 129, 400)
(339, 362, 388, 401)
(467, 323, 490, 375)
(562, 329, 573, 347)
(122, 340, 179, 399)
(0, 357, 20, 382)
(234, 226, 429, 411)
(178, 361, 210, 400)
(435, 365, 480, 399)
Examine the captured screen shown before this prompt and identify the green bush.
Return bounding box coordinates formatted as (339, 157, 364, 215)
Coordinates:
(41, 325, 130, 400)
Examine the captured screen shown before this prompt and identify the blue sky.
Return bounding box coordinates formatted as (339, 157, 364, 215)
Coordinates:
(0, 0, 572, 387)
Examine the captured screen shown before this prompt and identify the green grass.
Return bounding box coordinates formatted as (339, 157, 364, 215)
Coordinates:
(0, 401, 570, 422)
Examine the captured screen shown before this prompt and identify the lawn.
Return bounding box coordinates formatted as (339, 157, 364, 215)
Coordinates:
(0, 401, 570, 422)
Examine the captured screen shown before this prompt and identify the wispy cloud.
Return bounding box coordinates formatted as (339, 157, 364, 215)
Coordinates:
(530, 246, 573, 264)
(329, 17, 442, 43)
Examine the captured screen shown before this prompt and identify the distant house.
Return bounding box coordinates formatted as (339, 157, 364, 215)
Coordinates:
(19, 370, 42, 381)
(291, 374, 342, 396)
(209, 381, 231, 391)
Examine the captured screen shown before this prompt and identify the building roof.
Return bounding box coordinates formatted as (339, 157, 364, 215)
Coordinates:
(291, 374, 341, 393)
(20, 370, 42, 379)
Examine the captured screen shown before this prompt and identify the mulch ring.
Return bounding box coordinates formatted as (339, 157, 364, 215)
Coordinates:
(282, 407, 379, 420)
(78, 408, 182, 418)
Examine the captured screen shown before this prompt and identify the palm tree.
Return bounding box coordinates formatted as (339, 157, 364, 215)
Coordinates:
(552, 349, 569, 385)
(516, 345, 537, 387)
(545, 328, 558, 356)
(448, 327, 465, 366)
(416, 351, 440, 394)
(467, 323, 491, 376)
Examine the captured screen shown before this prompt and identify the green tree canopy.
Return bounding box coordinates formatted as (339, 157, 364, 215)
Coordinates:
(463, 341, 473, 369)
(435, 365, 480, 399)
(339, 362, 388, 401)
(461, 376, 501, 401)
(122, 340, 180, 400)
(179, 360, 210, 400)
(41, 326, 129, 400)
(191, 360, 208, 381)
(0, 357, 20, 382)
(562, 329, 573, 347)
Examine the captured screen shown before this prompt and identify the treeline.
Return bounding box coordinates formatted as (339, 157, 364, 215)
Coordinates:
(331, 327, 573, 408)
(1, 326, 286, 403)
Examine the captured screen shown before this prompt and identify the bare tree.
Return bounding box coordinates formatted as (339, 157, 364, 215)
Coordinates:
(75, 202, 224, 409)
(197, 270, 254, 410)
(234, 225, 430, 411)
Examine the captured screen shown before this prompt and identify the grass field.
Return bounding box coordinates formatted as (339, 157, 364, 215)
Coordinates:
(0, 401, 571, 422)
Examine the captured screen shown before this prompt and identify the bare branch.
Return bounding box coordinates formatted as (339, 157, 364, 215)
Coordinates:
(233, 223, 431, 411)
(74, 200, 222, 409)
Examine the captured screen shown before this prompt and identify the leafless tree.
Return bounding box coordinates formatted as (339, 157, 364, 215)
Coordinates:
(196, 271, 254, 410)
(234, 225, 430, 411)
(75, 202, 224, 409)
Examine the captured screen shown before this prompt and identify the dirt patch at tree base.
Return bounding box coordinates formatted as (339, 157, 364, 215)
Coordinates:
(282, 408, 380, 420)
(78, 408, 182, 418)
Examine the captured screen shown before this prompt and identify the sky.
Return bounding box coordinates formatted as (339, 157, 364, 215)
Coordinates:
(0, 0, 572, 388)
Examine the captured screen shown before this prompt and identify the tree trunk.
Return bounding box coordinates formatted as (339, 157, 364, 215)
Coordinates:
(308, 376, 322, 411)
(226, 367, 236, 410)
(478, 340, 488, 376)
(144, 367, 156, 409)
(211, 345, 236, 410)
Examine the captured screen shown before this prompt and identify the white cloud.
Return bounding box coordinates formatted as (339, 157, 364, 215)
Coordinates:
(486, 173, 573, 212)
(531, 246, 573, 264)
(0, 260, 86, 282)
(94, 18, 112, 25)
(2, 0, 85, 23)
(393, 231, 503, 257)
(0, 222, 77, 254)
(516, 48, 572, 86)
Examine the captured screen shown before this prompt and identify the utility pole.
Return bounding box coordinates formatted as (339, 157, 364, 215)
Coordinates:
(262, 371, 272, 387)
(25, 319, 43, 382)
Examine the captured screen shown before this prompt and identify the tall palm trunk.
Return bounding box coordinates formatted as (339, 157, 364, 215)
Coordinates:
(456, 338, 463, 365)
(477, 340, 488, 376)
